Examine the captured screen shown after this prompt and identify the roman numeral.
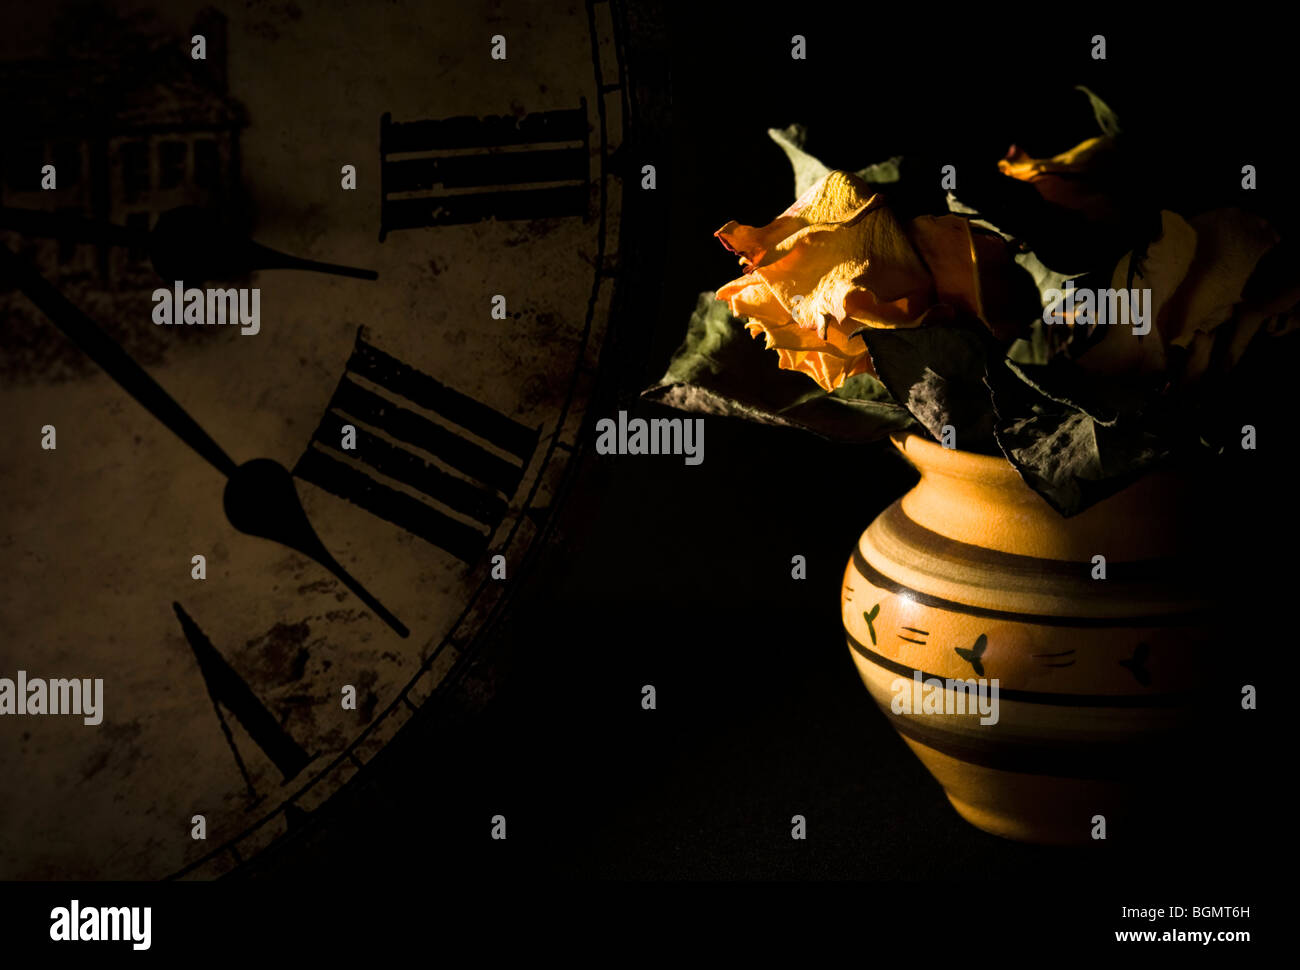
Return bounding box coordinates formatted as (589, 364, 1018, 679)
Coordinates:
(292, 327, 538, 563)
(173, 602, 312, 797)
(379, 102, 589, 239)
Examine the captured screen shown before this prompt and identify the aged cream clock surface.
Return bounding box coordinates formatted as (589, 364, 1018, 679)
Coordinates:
(0, 0, 626, 878)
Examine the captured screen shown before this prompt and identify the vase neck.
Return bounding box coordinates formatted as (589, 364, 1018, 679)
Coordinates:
(893, 433, 1195, 561)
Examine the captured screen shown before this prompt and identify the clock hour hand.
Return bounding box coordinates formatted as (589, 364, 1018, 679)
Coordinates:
(0, 205, 142, 248)
(0, 204, 377, 283)
(149, 207, 378, 283)
(0, 243, 408, 638)
(224, 460, 409, 638)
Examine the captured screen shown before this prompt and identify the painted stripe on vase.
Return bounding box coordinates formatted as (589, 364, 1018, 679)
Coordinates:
(845, 632, 1207, 708)
(877, 502, 1191, 581)
(850, 655, 1196, 746)
(848, 546, 1214, 629)
(861, 504, 1208, 617)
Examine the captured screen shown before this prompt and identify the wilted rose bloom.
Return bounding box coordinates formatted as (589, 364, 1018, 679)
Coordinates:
(715, 171, 1033, 392)
(1076, 207, 1294, 382)
(998, 135, 1122, 224)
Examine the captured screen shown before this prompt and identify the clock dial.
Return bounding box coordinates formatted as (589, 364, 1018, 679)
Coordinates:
(0, 0, 625, 878)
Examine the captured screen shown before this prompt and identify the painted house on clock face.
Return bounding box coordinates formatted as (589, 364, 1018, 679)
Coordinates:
(0, 7, 247, 292)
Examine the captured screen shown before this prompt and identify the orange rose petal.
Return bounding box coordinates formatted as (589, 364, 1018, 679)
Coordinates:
(714, 171, 881, 269)
(782, 171, 881, 223)
(907, 214, 980, 313)
(742, 312, 874, 391)
(717, 275, 791, 328)
(998, 137, 1118, 217)
(998, 136, 1113, 180)
(902, 215, 1032, 342)
(714, 171, 937, 390)
(715, 216, 807, 267)
(752, 199, 934, 333)
(845, 355, 873, 380)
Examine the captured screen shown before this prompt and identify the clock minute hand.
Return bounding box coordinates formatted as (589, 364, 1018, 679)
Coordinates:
(243, 240, 380, 280)
(0, 244, 408, 638)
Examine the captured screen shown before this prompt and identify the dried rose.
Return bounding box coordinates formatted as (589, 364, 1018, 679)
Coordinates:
(1076, 208, 1285, 382)
(714, 171, 1034, 391)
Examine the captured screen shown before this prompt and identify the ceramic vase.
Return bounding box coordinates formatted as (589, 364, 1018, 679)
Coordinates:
(841, 431, 1218, 844)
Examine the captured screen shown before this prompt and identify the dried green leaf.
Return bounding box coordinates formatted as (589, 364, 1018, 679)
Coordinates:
(643, 292, 915, 442)
(852, 324, 999, 452)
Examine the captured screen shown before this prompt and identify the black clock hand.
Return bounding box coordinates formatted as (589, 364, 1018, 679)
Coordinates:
(0, 241, 237, 477)
(0, 205, 377, 283)
(0, 205, 142, 248)
(223, 459, 409, 637)
(149, 207, 378, 282)
(0, 243, 408, 638)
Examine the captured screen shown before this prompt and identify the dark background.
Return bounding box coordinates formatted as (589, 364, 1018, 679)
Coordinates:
(0, 4, 1285, 958)
(230, 2, 1286, 896)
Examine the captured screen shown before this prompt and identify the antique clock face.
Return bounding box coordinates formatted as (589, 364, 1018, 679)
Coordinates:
(0, 0, 624, 878)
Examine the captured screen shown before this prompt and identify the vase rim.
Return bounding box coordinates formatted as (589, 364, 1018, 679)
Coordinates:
(889, 430, 1024, 483)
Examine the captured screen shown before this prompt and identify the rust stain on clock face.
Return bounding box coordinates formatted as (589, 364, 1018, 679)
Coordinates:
(0, 0, 616, 878)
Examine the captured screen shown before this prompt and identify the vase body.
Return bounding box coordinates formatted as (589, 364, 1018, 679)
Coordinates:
(842, 432, 1219, 844)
